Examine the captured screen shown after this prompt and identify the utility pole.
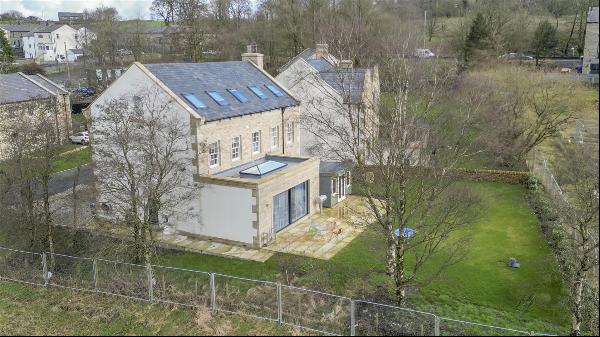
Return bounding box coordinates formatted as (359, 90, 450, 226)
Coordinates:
(424, 10, 427, 48)
(64, 42, 71, 87)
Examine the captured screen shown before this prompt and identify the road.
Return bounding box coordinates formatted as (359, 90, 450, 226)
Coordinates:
(49, 164, 94, 196)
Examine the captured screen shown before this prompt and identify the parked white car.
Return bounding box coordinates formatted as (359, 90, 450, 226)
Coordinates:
(70, 131, 89, 145)
(415, 48, 435, 58)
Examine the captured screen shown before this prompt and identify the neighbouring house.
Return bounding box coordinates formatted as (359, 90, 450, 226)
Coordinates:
(0, 72, 72, 159)
(22, 24, 79, 63)
(88, 53, 322, 248)
(583, 7, 599, 78)
(276, 43, 380, 160)
(0, 24, 37, 57)
(67, 48, 84, 62)
(319, 161, 353, 208)
(58, 12, 84, 24)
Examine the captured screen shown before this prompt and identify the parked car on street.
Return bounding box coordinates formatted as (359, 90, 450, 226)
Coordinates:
(70, 132, 89, 145)
(414, 48, 435, 58)
(70, 86, 96, 96)
(499, 53, 534, 61)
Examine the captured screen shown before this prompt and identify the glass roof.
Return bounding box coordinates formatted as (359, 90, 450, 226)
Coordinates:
(240, 160, 287, 177)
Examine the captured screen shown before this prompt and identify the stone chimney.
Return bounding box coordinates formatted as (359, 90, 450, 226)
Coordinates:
(242, 44, 264, 69)
(340, 60, 353, 69)
(315, 43, 329, 58)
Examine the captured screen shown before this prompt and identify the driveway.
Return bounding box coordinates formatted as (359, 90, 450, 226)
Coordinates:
(49, 164, 94, 195)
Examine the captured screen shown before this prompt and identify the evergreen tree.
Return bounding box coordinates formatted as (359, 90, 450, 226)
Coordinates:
(0, 32, 16, 73)
(532, 20, 558, 66)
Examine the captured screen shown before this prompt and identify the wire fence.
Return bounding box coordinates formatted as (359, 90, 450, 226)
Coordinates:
(0, 245, 556, 336)
(526, 149, 567, 202)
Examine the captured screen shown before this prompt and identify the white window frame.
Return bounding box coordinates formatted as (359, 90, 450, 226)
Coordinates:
(251, 131, 261, 154)
(271, 126, 279, 149)
(208, 141, 220, 167)
(231, 136, 241, 161)
(286, 121, 294, 144)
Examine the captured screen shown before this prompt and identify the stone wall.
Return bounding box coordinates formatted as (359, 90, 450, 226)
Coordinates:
(195, 106, 300, 175)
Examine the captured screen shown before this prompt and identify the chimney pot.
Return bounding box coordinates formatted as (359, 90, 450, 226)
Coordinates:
(242, 52, 264, 70)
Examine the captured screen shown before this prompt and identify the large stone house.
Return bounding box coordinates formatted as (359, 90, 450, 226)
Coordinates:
(89, 54, 321, 248)
(276, 44, 380, 160)
(0, 72, 71, 159)
(583, 7, 599, 77)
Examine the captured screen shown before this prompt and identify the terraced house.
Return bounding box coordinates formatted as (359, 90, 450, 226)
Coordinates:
(89, 53, 321, 248)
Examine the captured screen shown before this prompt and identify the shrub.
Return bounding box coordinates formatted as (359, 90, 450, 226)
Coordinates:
(19, 62, 46, 75)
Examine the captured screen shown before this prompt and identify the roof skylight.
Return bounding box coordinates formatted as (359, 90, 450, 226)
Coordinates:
(207, 91, 230, 106)
(182, 93, 207, 109)
(228, 89, 249, 103)
(248, 86, 268, 100)
(265, 84, 284, 97)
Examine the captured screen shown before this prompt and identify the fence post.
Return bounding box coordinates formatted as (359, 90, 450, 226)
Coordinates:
(350, 300, 356, 336)
(147, 266, 154, 301)
(42, 253, 48, 287)
(92, 259, 98, 292)
(434, 315, 440, 336)
(276, 282, 282, 325)
(209, 273, 216, 310)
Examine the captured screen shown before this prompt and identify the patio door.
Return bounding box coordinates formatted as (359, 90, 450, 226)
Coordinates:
(273, 191, 290, 233)
(273, 181, 309, 233)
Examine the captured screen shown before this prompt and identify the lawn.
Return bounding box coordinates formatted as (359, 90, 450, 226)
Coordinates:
(0, 181, 568, 334)
(51, 145, 91, 173)
(160, 182, 568, 334)
(0, 281, 294, 335)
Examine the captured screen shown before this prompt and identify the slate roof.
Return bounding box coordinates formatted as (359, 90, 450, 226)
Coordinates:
(319, 160, 352, 175)
(588, 7, 599, 23)
(280, 48, 370, 104)
(0, 24, 64, 33)
(144, 62, 298, 122)
(319, 69, 367, 104)
(0, 24, 39, 32)
(0, 73, 66, 105)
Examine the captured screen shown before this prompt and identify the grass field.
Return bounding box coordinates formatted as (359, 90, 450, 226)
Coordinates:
(0, 281, 295, 335)
(159, 182, 568, 334)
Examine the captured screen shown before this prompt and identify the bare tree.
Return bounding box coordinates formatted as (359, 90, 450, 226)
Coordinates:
(471, 65, 581, 168)
(0, 98, 63, 256)
(553, 146, 599, 336)
(91, 86, 197, 266)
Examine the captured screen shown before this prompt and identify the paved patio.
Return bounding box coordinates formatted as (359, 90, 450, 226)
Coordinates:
(70, 186, 372, 262)
(263, 195, 371, 260)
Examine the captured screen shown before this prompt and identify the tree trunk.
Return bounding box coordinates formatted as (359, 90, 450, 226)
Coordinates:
(395, 238, 407, 306)
(386, 228, 396, 275)
(570, 276, 583, 336)
(72, 166, 80, 226)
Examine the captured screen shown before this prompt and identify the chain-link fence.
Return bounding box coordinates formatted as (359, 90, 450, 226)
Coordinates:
(0, 245, 556, 336)
(526, 149, 567, 202)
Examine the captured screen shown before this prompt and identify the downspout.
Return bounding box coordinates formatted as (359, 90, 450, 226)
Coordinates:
(281, 107, 286, 155)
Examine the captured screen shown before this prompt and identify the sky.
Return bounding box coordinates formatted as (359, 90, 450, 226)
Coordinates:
(0, 0, 155, 20)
